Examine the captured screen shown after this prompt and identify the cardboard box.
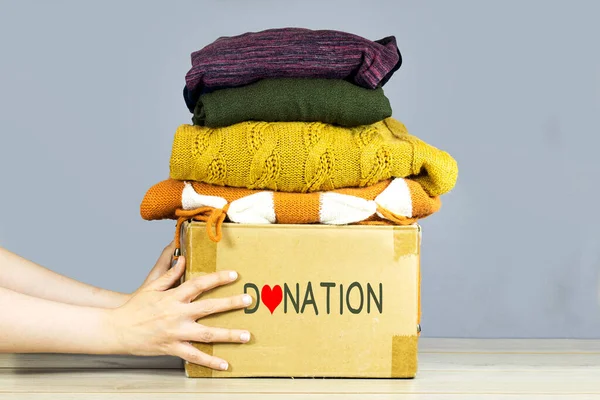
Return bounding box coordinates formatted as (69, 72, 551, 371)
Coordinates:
(182, 221, 421, 378)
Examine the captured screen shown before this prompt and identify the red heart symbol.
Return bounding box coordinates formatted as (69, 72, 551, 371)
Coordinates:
(261, 285, 283, 314)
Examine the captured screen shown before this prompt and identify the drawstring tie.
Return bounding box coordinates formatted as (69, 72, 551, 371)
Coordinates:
(172, 204, 230, 258)
(171, 204, 409, 258)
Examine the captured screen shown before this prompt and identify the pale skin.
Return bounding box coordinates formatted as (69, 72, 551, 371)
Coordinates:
(0, 241, 251, 371)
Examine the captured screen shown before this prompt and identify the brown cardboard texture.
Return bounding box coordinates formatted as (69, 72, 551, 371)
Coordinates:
(182, 222, 421, 378)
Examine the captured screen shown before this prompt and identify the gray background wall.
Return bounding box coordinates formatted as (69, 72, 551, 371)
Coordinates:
(1, 0, 599, 338)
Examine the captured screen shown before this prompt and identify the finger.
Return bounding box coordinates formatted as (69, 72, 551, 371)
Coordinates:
(190, 294, 253, 318)
(186, 325, 251, 344)
(171, 342, 229, 371)
(145, 256, 186, 292)
(174, 270, 238, 302)
(144, 241, 176, 285)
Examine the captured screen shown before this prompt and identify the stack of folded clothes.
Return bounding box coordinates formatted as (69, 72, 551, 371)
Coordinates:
(140, 28, 458, 255)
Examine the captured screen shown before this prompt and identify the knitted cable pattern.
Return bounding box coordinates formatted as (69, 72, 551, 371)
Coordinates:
(169, 118, 458, 197)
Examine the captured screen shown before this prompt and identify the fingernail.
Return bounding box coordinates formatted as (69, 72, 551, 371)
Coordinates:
(242, 294, 252, 305)
(220, 362, 229, 371)
(229, 271, 238, 281)
(240, 332, 251, 342)
(172, 257, 183, 268)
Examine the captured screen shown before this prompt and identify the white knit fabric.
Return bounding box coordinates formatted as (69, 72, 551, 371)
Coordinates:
(374, 178, 413, 218)
(181, 181, 409, 225)
(182, 182, 227, 210)
(182, 183, 275, 224)
(227, 192, 276, 224)
(319, 193, 377, 225)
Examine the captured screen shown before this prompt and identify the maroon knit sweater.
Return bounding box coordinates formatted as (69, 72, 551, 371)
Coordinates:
(183, 28, 402, 111)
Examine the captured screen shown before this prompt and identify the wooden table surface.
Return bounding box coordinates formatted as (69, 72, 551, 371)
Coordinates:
(1, 339, 599, 399)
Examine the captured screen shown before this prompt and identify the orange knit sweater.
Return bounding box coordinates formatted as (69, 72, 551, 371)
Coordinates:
(141, 178, 440, 226)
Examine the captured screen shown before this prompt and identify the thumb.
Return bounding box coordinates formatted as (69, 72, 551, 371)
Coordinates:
(145, 256, 186, 292)
(143, 241, 176, 286)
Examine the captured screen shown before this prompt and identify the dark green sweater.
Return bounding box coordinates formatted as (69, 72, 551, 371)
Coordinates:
(192, 78, 392, 127)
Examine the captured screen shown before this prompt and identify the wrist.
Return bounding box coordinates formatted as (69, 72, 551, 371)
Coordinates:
(110, 291, 131, 308)
(101, 307, 129, 355)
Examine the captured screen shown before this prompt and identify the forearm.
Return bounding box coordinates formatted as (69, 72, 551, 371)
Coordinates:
(0, 286, 122, 354)
(0, 247, 127, 308)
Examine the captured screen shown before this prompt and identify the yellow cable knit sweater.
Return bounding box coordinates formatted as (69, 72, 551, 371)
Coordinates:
(170, 118, 458, 196)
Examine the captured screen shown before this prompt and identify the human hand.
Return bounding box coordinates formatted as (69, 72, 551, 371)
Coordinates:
(107, 255, 252, 371)
(114, 241, 181, 307)
(139, 241, 179, 288)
